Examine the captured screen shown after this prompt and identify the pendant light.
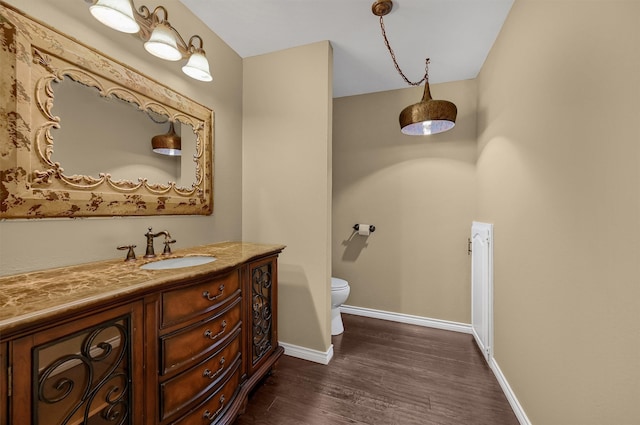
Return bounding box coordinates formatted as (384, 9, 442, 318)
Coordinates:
(372, 0, 457, 135)
(399, 64, 457, 135)
(152, 121, 182, 156)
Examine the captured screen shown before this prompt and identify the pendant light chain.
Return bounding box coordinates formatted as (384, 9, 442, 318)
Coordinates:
(371, 0, 457, 135)
(379, 16, 429, 86)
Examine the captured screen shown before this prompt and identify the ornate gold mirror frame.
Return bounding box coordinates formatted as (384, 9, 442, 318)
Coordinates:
(0, 3, 214, 218)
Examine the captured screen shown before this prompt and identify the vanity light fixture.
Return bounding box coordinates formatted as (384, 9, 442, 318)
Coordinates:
(151, 121, 182, 156)
(372, 0, 457, 135)
(88, 0, 213, 82)
(90, 0, 140, 33)
(181, 37, 213, 82)
(144, 20, 182, 61)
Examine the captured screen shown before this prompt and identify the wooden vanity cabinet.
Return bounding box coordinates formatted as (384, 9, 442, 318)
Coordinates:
(1, 249, 283, 425)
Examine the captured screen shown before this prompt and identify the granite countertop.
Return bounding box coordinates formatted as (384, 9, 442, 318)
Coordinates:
(0, 241, 285, 335)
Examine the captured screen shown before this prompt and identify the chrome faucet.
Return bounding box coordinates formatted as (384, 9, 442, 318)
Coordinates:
(144, 227, 176, 258)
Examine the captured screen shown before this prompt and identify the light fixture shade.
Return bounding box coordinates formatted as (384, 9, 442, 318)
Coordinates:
(182, 49, 213, 82)
(89, 0, 140, 34)
(144, 22, 182, 61)
(399, 83, 457, 135)
(152, 122, 182, 156)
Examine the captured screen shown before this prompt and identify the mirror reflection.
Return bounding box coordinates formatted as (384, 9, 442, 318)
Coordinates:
(50, 77, 197, 188)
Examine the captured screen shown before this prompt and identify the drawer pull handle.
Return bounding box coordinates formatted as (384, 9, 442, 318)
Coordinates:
(203, 284, 225, 301)
(203, 357, 225, 379)
(203, 395, 225, 420)
(204, 320, 227, 340)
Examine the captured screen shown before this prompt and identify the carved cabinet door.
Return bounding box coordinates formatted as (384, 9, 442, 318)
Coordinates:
(245, 256, 279, 377)
(9, 302, 144, 425)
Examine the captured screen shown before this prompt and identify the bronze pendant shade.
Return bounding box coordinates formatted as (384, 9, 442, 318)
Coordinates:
(152, 121, 182, 156)
(399, 82, 457, 135)
(372, 0, 457, 135)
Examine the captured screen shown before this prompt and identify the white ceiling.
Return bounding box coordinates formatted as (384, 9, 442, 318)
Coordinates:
(179, 0, 514, 98)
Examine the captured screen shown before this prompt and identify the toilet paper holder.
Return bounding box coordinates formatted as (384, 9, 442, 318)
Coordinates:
(353, 224, 376, 233)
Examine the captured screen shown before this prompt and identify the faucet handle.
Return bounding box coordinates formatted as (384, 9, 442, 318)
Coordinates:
(117, 245, 137, 262)
(163, 239, 176, 255)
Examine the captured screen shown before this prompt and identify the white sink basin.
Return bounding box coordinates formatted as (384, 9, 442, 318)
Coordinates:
(140, 255, 216, 270)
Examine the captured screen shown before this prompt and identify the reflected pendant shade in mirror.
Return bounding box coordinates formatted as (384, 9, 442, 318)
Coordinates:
(90, 0, 140, 33)
(152, 122, 181, 156)
(372, 0, 457, 135)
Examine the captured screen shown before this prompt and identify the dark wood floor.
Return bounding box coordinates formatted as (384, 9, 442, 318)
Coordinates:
(234, 314, 519, 425)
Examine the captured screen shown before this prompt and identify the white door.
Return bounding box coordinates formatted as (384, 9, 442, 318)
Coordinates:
(471, 221, 493, 362)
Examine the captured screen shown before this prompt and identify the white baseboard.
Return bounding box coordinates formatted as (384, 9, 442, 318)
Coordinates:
(279, 341, 334, 365)
(340, 305, 472, 334)
(489, 358, 531, 425)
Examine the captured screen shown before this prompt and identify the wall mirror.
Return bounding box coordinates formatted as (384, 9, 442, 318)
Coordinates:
(0, 3, 214, 218)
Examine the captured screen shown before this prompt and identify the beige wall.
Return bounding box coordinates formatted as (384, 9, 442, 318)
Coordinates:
(0, 0, 243, 276)
(477, 0, 640, 423)
(243, 42, 333, 352)
(332, 80, 477, 323)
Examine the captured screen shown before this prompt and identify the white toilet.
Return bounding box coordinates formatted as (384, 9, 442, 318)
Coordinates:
(331, 277, 351, 336)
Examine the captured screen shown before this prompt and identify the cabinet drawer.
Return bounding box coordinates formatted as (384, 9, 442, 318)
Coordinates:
(172, 361, 242, 425)
(160, 330, 241, 421)
(161, 270, 240, 328)
(160, 297, 241, 375)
